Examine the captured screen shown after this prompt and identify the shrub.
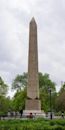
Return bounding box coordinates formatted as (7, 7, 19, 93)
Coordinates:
(55, 120, 65, 126)
(54, 125, 64, 130)
(0, 119, 65, 130)
(50, 120, 56, 126)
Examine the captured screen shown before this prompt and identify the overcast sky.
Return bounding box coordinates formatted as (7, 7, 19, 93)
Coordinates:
(0, 0, 65, 94)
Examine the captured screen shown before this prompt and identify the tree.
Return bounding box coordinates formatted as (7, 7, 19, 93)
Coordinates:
(55, 91, 65, 112)
(55, 82, 65, 112)
(0, 77, 8, 96)
(11, 72, 56, 112)
(12, 73, 27, 91)
(12, 72, 56, 92)
(39, 73, 55, 91)
(39, 73, 56, 112)
(59, 82, 65, 94)
(0, 96, 11, 116)
(11, 89, 26, 111)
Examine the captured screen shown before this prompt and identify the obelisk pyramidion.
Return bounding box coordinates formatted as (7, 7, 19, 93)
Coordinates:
(25, 17, 41, 113)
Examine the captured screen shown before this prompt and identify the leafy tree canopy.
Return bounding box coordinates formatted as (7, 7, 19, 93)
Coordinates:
(55, 82, 65, 112)
(12, 72, 56, 92)
(11, 72, 56, 112)
(12, 73, 27, 91)
(0, 77, 8, 96)
(39, 73, 56, 92)
(55, 91, 65, 112)
(0, 96, 11, 115)
(59, 82, 65, 94)
(11, 89, 26, 111)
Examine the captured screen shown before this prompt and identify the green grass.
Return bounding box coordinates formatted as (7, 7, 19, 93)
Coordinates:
(0, 118, 65, 130)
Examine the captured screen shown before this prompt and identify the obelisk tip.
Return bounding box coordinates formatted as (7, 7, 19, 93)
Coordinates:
(30, 17, 36, 24)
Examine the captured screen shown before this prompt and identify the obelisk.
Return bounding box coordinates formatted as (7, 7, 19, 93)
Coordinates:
(25, 17, 41, 113)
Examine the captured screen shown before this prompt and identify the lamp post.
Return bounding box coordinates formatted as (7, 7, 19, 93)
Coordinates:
(48, 87, 52, 119)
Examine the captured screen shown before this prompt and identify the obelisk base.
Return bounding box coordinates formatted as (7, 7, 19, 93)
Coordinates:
(23, 99, 42, 115)
(25, 99, 41, 110)
(23, 99, 45, 116)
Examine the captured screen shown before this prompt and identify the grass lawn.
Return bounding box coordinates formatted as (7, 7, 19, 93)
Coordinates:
(0, 118, 65, 130)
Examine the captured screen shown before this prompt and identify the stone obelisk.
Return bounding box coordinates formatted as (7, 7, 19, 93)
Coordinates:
(25, 17, 41, 113)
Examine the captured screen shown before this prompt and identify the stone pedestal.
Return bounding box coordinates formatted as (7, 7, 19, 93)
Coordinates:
(25, 99, 41, 110)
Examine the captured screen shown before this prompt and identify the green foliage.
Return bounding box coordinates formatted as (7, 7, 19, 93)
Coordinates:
(0, 76, 11, 115)
(0, 119, 65, 130)
(12, 89, 26, 111)
(55, 91, 65, 112)
(39, 73, 56, 91)
(0, 77, 8, 96)
(12, 73, 27, 91)
(39, 73, 56, 112)
(55, 82, 65, 112)
(11, 72, 56, 112)
(12, 72, 56, 91)
(59, 82, 65, 94)
(0, 96, 11, 115)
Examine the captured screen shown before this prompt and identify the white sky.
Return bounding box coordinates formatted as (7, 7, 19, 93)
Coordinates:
(0, 0, 65, 95)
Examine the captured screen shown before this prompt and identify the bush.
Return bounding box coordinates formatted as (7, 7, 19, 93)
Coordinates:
(54, 126, 64, 130)
(50, 120, 56, 126)
(0, 119, 65, 130)
(55, 120, 65, 126)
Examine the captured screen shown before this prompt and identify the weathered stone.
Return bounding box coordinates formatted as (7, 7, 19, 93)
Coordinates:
(25, 17, 41, 112)
(25, 99, 41, 110)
